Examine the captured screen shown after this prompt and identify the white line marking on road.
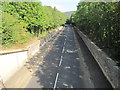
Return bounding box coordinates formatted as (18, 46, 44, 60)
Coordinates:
(62, 47, 65, 53)
(53, 73, 59, 89)
(53, 29, 68, 89)
(64, 42, 66, 46)
(59, 56, 63, 66)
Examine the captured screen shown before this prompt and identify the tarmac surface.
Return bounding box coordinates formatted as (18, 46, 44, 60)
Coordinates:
(25, 25, 112, 88)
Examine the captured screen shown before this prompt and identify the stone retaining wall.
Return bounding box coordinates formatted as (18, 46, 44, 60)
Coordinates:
(74, 27, 120, 88)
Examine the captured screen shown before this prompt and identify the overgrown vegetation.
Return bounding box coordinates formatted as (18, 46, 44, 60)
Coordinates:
(1, 2, 66, 48)
(2, 13, 31, 47)
(71, 2, 120, 64)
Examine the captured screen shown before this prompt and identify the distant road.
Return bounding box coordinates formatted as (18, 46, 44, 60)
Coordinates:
(26, 25, 112, 88)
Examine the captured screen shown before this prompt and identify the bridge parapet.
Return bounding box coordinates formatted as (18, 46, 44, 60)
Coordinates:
(74, 26, 120, 88)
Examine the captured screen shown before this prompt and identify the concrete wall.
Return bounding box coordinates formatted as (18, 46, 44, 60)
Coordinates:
(0, 50, 28, 82)
(26, 40, 40, 59)
(75, 27, 120, 88)
(26, 29, 60, 59)
(0, 27, 63, 83)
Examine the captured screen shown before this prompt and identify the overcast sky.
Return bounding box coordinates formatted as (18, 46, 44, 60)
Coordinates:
(40, 0, 80, 12)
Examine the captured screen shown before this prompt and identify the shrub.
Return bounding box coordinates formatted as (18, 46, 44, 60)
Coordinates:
(2, 13, 31, 47)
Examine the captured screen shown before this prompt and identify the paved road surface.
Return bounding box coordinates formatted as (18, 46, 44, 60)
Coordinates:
(26, 25, 112, 88)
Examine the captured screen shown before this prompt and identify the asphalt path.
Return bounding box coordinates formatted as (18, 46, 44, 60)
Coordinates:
(26, 25, 112, 88)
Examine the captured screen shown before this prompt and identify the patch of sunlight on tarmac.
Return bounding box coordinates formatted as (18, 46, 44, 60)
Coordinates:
(79, 75, 83, 79)
(70, 85, 74, 88)
(63, 82, 69, 87)
(66, 49, 78, 53)
(97, 48, 102, 51)
(65, 66, 71, 69)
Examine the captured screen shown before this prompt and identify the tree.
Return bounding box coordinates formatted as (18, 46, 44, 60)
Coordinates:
(71, 2, 120, 62)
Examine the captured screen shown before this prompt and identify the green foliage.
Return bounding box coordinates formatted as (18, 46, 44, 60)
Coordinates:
(1, 2, 67, 48)
(2, 13, 31, 47)
(2, 2, 45, 34)
(2, 2, 66, 33)
(71, 2, 120, 61)
(43, 6, 66, 28)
